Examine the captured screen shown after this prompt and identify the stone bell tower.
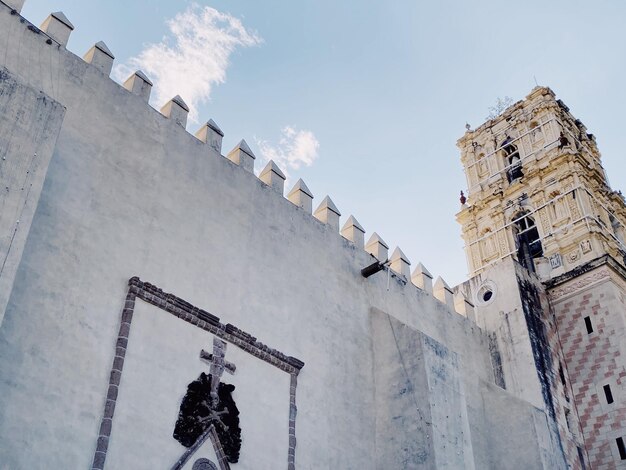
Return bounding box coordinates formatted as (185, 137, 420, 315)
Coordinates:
(457, 87, 626, 469)
(457, 86, 626, 280)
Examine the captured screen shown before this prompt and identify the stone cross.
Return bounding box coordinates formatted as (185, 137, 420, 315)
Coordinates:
(200, 338, 236, 409)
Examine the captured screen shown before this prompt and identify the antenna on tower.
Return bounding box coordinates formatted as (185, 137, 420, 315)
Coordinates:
(533, 75, 539, 87)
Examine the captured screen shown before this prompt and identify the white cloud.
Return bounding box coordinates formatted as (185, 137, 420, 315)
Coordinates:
(114, 4, 261, 122)
(256, 126, 320, 179)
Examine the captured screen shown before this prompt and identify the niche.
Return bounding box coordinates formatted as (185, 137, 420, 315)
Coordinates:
(513, 212, 543, 272)
(501, 137, 523, 183)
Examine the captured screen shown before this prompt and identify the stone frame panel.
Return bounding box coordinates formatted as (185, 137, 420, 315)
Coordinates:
(91, 277, 304, 470)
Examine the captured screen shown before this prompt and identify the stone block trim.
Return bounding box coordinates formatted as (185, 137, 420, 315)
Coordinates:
(92, 277, 304, 470)
(91, 288, 136, 470)
(288, 373, 298, 470)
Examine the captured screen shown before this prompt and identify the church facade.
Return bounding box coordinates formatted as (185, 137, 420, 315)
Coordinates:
(0, 1, 624, 469)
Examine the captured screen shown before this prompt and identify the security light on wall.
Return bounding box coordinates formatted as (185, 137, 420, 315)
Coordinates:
(361, 260, 389, 278)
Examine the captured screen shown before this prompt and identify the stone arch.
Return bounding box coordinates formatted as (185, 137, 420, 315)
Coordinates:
(512, 211, 543, 272)
(501, 137, 523, 183)
(192, 458, 218, 470)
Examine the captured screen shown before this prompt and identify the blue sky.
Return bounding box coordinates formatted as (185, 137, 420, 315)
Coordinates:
(22, 0, 626, 286)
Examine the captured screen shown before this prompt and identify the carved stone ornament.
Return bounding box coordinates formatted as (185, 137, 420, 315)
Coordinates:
(548, 266, 611, 301)
(580, 239, 592, 254)
(566, 250, 580, 263)
(549, 253, 562, 268)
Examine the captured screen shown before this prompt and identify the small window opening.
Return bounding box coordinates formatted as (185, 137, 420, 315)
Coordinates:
(577, 446, 587, 470)
(477, 283, 496, 306)
(514, 212, 543, 272)
(604, 384, 614, 404)
(501, 137, 523, 183)
(584, 316, 593, 334)
(610, 215, 625, 244)
(559, 363, 570, 401)
(616, 437, 626, 460)
(565, 408, 573, 432)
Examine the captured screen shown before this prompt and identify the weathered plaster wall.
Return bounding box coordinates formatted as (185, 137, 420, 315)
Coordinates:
(458, 258, 585, 469)
(457, 257, 545, 408)
(372, 308, 479, 469)
(0, 67, 64, 325)
(0, 4, 572, 469)
(372, 307, 569, 470)
(515, 264, 583, 469)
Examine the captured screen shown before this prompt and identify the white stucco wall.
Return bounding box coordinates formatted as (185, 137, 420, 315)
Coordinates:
(458, 257, 546, 409)
(0, 4, 569, 469)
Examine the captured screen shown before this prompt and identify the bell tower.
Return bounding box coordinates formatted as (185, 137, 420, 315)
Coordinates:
(457, 86, 626, 281)
(457, 87, 626, 469)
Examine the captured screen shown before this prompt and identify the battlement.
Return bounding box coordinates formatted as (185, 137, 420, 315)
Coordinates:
(0, 1, 473, 321)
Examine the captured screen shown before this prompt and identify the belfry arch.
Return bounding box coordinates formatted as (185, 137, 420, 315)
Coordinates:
(512, 211, 543, 271)
(501, 137, 523, 183)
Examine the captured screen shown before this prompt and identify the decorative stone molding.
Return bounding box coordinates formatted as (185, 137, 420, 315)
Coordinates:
(548, 266, 611, 302)
(91, 277, 303, 470)
(548, 253, 562, 268)
(580, 239, 592, 254)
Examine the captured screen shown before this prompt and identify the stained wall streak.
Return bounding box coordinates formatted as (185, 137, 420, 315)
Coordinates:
(0, 67, 64, 325)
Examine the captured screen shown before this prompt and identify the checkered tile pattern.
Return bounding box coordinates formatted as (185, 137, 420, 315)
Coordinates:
(538, 296, 588, 469)
(554, 288, 626, 469)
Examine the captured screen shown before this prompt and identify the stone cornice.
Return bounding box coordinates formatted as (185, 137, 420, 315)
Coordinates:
(546, 255, 626, 302)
